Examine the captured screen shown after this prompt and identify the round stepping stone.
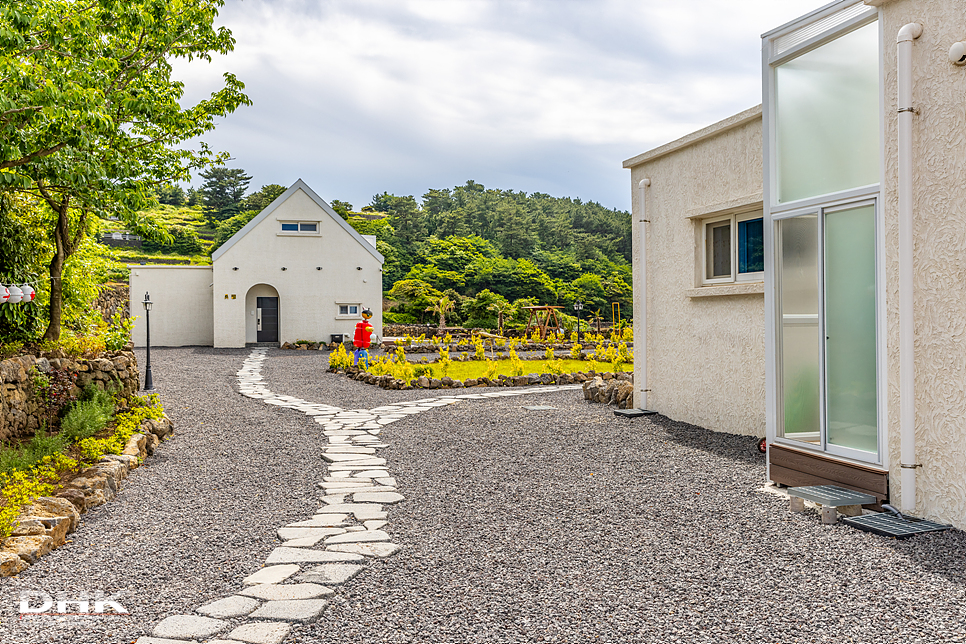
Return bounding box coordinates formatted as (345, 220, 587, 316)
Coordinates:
(152, 615, 229, 639)
(196, 595, 261, 619)
(240, 583, 333, 601)
(225, 621, 292, 644)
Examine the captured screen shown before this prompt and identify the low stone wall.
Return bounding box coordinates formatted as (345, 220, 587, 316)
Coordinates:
(0, 350, 140, 443)
(582, 375, 635, 409)
(341, 365, 633, 393)
(0, 416, 175, 577)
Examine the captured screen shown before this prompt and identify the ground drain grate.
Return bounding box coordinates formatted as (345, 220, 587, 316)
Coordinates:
(522, 405, 556, 411)
(613, 409, 657, 418)
(842, 513, 952, 539)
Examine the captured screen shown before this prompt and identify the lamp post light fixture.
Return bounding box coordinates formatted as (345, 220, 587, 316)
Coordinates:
(573, 300, 583, 342)
(142, 291, 154, 391)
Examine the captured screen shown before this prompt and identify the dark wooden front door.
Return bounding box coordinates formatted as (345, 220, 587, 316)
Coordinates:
(256, 297, 279, 343)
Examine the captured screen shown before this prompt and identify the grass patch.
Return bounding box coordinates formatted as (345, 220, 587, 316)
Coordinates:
(421, 358, 631, 381)
(0, 430, 68, 476)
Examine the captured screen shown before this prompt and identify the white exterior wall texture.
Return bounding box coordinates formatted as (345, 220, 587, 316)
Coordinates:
(626, 107, 766, 437)
(873, 0, 966, 526)
(128, 266, 214, 347)
(212, 187, 383, 348)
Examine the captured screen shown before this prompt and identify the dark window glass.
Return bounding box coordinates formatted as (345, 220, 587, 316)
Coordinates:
(707, 222, 731, 278)
(300, 222, 318, 232)
(281, 223, 298, 231)
(738, 218, 764, 273)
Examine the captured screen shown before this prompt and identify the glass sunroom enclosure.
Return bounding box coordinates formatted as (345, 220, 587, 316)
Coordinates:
(764, 2, 885, 465)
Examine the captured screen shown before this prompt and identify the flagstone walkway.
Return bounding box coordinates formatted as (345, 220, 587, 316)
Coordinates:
(136, 349, 582, 644)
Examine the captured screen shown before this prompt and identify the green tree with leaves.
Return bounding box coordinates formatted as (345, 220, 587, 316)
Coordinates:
(1, 0, 250, 341)
(426, 295, 456, 331)
(330, 200, 353, 219)
(239, 183, 287, 212)
(199, 166, 252, 225)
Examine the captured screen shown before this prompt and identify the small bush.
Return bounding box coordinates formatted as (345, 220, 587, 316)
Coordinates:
(103, 311, 136, 351)
(0, 430, 68, 476)
(60, 400, 114, 443)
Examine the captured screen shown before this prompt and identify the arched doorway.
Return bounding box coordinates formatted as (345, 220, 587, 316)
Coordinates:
(245, 284, 280, 344)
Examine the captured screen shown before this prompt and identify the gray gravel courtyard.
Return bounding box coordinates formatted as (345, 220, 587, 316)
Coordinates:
(1, 347, 965, 643)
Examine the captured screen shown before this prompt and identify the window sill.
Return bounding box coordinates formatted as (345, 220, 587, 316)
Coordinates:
(686, 282, 764, 298)
(335, 315, 362, 320)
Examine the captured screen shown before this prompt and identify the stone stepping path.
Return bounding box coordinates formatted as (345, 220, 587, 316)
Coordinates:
(136, 348, 581, 643)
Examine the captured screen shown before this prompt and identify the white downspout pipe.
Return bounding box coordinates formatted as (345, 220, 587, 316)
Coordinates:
(897, 22, 922, 514)
(638, 178, 650, 411)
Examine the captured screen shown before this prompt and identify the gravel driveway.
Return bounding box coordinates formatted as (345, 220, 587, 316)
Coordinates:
(2, 348, 965, 644)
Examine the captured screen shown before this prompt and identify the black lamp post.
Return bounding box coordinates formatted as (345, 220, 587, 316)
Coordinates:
(573, 300, 583, 342)
(142, 291, 154, 391)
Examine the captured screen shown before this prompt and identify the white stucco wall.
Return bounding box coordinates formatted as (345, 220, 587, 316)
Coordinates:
(128, 266, 214, 347)
(873, 0, 966, 526)
(624, 107, 766, 436)
(212, 186, 383, 347)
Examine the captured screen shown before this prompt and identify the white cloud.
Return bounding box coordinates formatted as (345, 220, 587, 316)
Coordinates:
(173, 0, 820, 210)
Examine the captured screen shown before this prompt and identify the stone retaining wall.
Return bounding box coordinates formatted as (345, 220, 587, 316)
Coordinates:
(95, 282, 130, 324)
(0, 350, 140, 443)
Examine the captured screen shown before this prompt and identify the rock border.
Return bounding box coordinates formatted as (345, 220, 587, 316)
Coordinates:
(0, 415, 175, 577)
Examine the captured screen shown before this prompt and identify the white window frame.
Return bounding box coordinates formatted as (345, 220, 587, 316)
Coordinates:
(700, 210, 765, 286)
(335, 303, 361, 320)
(278, 221, 321, 235)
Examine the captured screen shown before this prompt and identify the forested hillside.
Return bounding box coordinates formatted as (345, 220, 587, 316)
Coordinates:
(349, 181, 632, 327)
(126, 173, 634, 329)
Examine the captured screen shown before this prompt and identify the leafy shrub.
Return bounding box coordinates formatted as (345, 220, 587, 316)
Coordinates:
(570, 343, 582, 360)
(61, 387, 115, 442)
(0, 452, 77, 538)
(0, 341, 24, 359)
(412, 364, 434, 378)
(328, 344, 352, 370)
(103, 311, 136, 351)
(0, 430, 68, 476)
(544, 346, 555, 360)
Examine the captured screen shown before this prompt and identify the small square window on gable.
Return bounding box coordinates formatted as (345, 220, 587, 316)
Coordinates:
(701, 210, 764, 285)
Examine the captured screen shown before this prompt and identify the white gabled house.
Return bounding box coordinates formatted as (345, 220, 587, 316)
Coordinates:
(129, 179, 384, 348)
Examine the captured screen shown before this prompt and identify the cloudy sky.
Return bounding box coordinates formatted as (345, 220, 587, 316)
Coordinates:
(177, 0, 821, 212)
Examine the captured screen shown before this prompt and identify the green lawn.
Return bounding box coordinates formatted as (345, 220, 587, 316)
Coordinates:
(419, 358, 632, 381)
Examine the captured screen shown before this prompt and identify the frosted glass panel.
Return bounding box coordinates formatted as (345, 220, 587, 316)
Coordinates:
(775, 22, 879, 203)
(779, 216, 820, 440)
(825, 205, 877, 454)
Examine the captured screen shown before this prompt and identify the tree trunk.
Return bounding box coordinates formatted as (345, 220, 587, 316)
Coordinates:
(41, 195, 71, 342)
(438, 313, 445, 331)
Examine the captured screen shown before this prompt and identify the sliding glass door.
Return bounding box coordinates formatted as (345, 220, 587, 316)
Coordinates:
(824, 203, 877, 456)
(776, 201, 879, 462)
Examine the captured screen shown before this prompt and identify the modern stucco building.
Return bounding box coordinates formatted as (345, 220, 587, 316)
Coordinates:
(129, 180, 384, 348)
(627, 0, 966, 528)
